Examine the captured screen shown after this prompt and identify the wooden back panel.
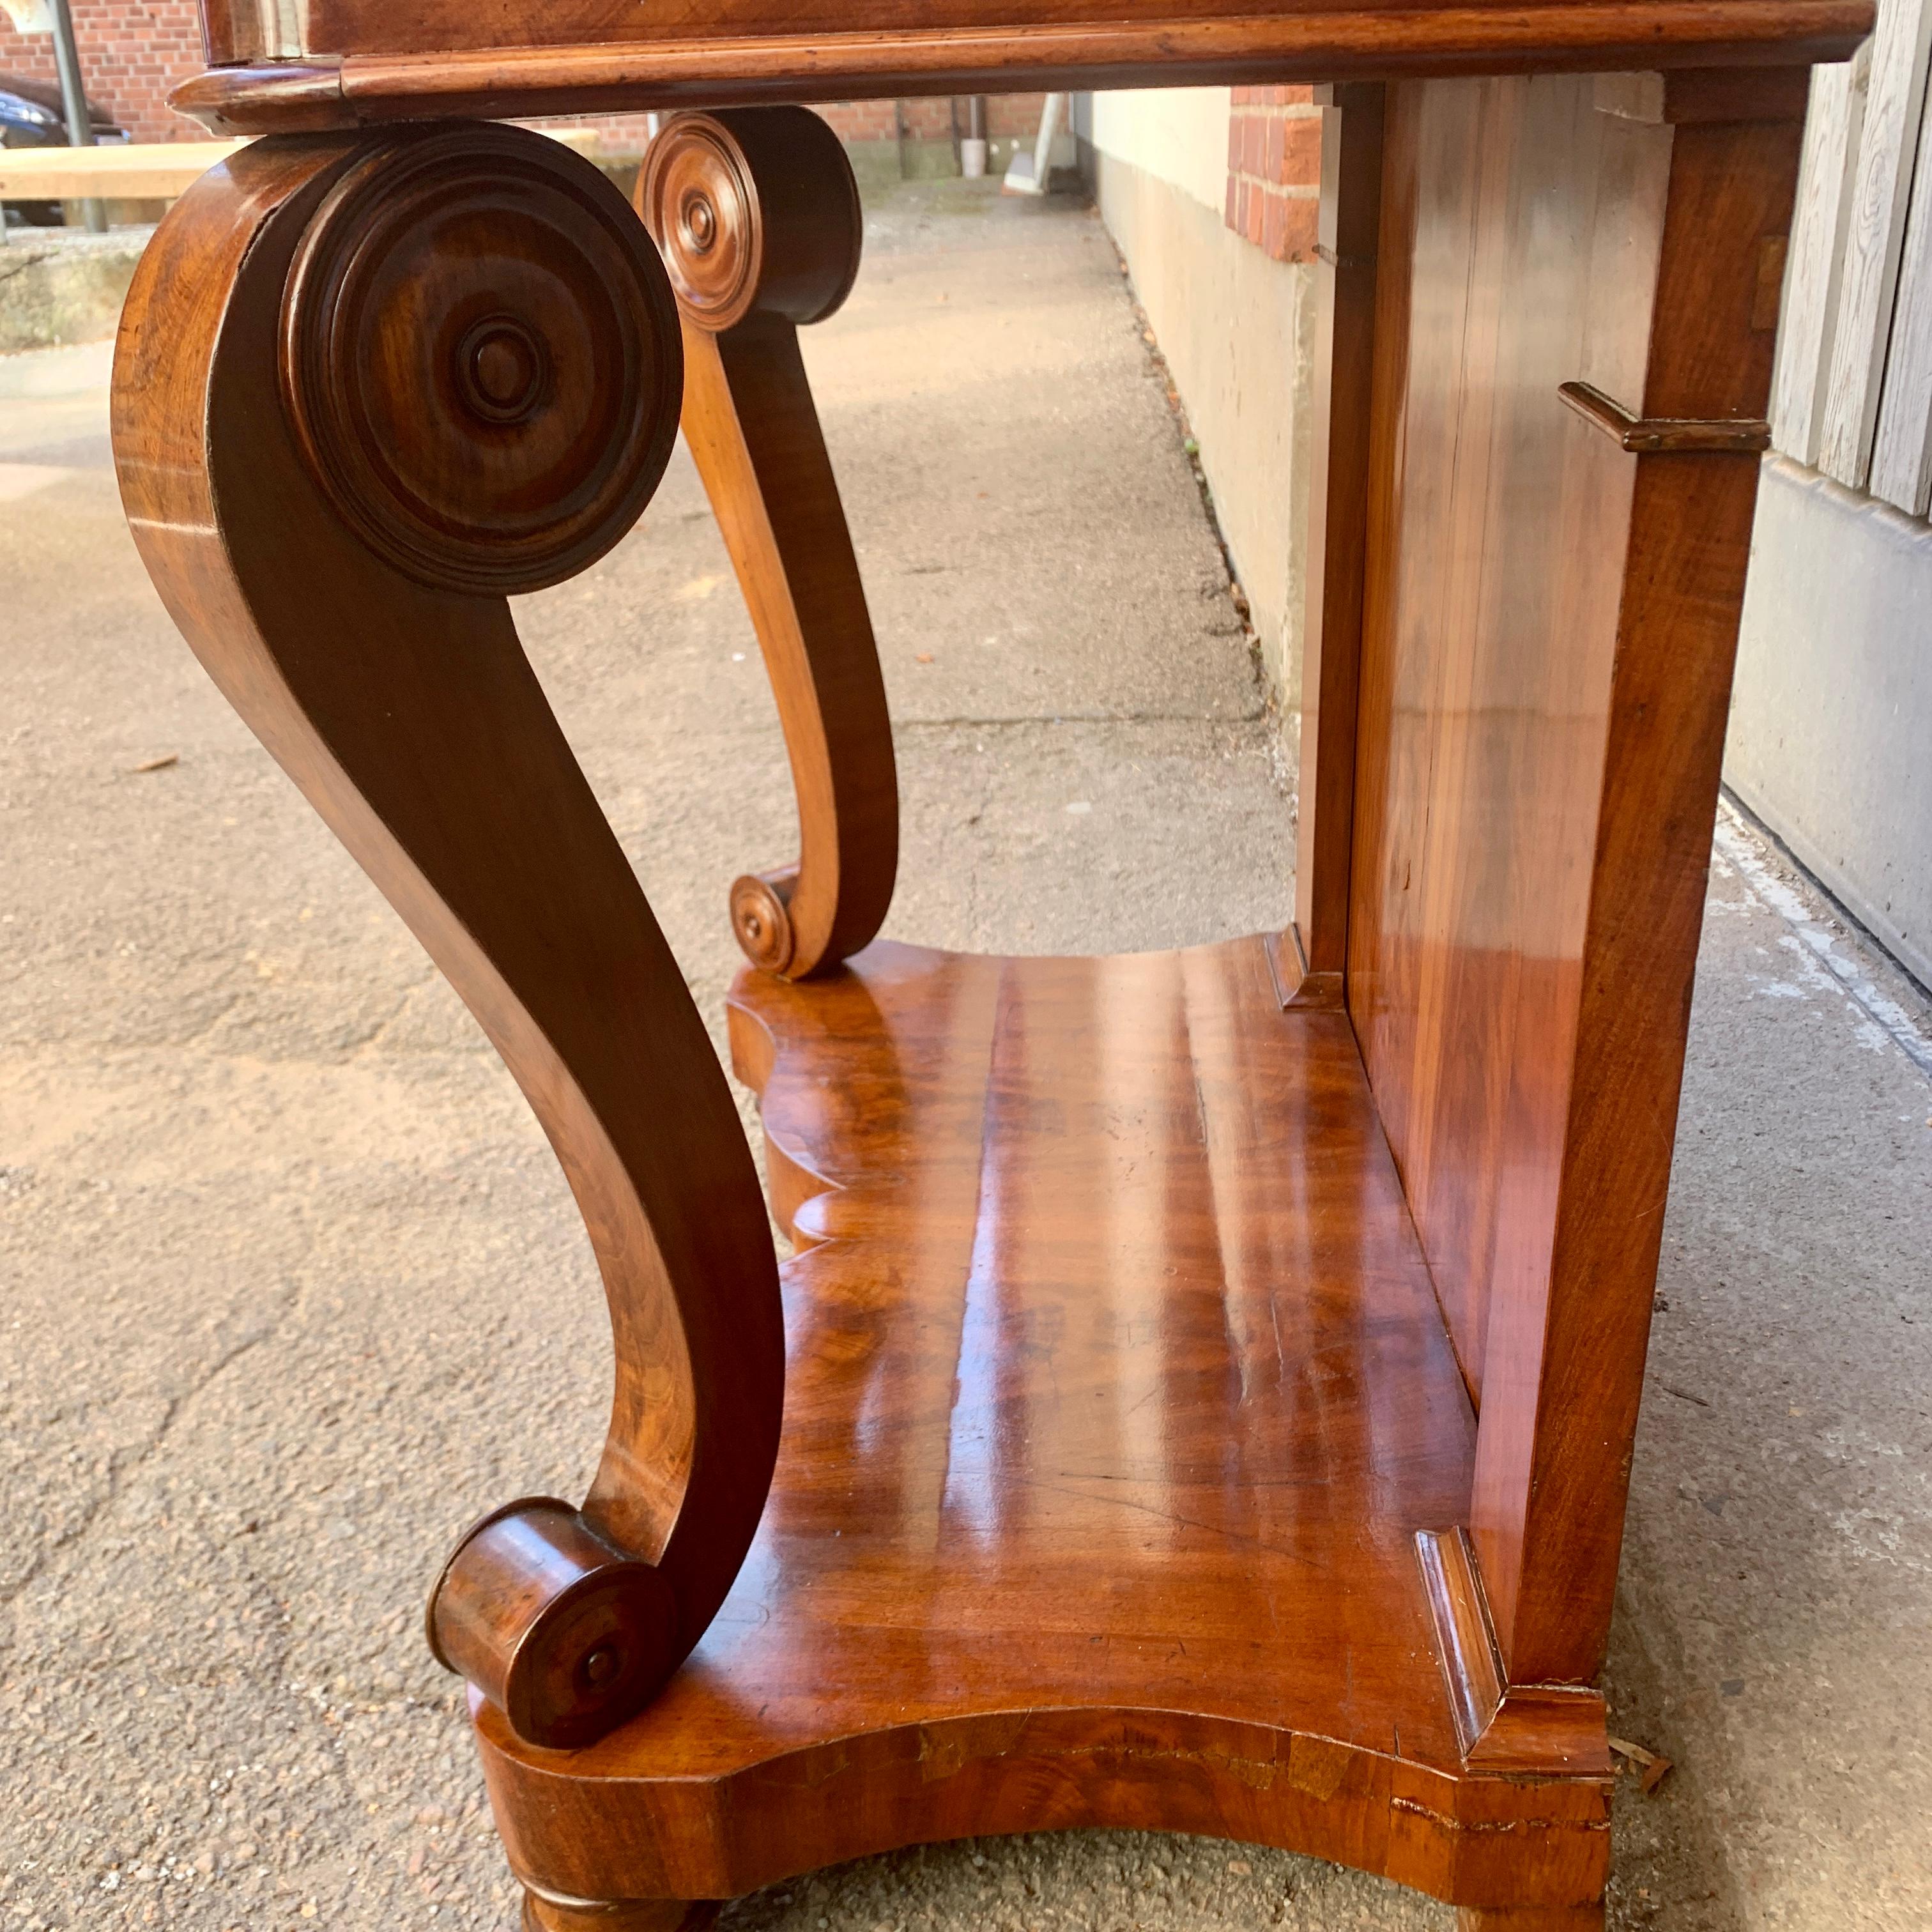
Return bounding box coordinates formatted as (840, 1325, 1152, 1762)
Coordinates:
(1349, 75, 1668, 1401)
(1347, 73, 1804, 1682)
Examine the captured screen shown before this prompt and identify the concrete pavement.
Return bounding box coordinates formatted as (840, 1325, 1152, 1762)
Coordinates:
(2, 176, 1929, 1932)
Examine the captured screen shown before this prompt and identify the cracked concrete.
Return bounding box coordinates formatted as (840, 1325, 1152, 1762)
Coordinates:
(3, 177, 1931, 1932)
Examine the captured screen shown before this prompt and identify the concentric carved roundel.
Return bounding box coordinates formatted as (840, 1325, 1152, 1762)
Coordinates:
(280, 123, 683, 598)
(640, 116, 765, 332)
(729, 869, 797, 976)
(639, 109, 863, 334)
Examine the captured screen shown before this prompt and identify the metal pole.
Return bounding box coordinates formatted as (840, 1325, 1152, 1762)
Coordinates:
(46, 0, 105, 233)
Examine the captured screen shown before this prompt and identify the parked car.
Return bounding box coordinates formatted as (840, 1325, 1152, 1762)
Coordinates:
(2, 73, 128, 228)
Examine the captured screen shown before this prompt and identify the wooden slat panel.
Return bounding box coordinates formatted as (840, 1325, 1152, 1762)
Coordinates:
(1769, 54, 1867, 463)
(1347, 75, 1663, 1403)
(1816, 0, 1932, 484)
(0, 139, 247, 200)
(1868, 85, 1932, 509)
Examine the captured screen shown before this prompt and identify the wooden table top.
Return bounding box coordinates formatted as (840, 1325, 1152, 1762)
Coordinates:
(179, 0, 1871, 135)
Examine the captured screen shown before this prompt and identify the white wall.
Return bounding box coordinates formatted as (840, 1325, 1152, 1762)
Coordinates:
(1089, 88, 1231, 212)
(1082, 90, 1317, 708)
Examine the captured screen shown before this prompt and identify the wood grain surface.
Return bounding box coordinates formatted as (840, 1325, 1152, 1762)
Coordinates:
(1815, 0, 1931, 486)
(475, 935, 1608, 1917)
(640, 112, 899, 981)
(1471, 81, 1804, 1684)
(1348, 73, 1662, 1415)
(107, 45, 1813, 1923)
(1291, 82, 1384, 991)
(172, 4, 1871, 137)
(1347, 73, 1803, 1685)
(111, 125, 786, 1719)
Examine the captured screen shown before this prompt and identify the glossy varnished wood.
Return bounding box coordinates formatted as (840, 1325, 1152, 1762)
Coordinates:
(1346, 72, 1804, 1682)
(110, 126, 785, 1736)
(1473, 73, 1805, 1684)
(1349, 70, 1667, 1417)
(196, 0, 1871, 56)
(639, 112, 898, 980)
(1416, 1529, 1606, 1774)
(1289, 81, 1384, 997)
(116, 0, 1837, 1901)
(174, 7, 1871, 137)
(475, 936, 1608, 1914)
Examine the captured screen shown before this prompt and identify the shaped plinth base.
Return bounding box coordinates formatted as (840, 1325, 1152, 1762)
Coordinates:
(476, 938, 1607, 1920)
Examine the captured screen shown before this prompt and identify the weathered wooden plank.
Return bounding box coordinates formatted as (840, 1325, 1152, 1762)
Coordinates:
(1868, 85, 1932, 510)
(0, 126, 601, 203)
(1770, 55, 1866, 463)
(0, 140, 247, 201)
(1817, 0, 1932, 486)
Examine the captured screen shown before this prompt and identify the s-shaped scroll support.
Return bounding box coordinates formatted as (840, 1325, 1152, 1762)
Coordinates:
(113, 125, 785, 1751)
(640, 109, 899, 980)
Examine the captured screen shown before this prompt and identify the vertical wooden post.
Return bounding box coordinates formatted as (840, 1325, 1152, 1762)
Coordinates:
(1285, 82, 1384, 1008)
(1470, 68, 1809, 1685)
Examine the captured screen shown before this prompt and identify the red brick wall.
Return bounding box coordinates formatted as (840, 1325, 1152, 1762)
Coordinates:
(1224, 86, 1321, 264)
(816, 94, 1046, 141)
(0, 0, 207, 142)
(0, 8, 1050, 168)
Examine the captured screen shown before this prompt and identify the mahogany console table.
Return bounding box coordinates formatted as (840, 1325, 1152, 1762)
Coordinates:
(112, 3, 1868, 1926)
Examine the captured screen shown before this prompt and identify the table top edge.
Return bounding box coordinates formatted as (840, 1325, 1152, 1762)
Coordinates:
(172, 6, 1869, 137)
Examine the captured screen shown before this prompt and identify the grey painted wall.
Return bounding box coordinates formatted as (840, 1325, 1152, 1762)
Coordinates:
(1727, 456, 1932, 990)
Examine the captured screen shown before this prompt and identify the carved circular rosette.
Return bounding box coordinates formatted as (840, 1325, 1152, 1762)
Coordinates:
(638, 109, 862, 333)
(427, 1498, 677, 1751)
(280, 123, 683, 598)
(728, 866, 800, 976)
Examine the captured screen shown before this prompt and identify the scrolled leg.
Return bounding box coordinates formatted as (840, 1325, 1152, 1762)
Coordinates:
(427, 1499, 677, 1749)
(112, 124, 785, 1751)
(640, 108, 898, 980)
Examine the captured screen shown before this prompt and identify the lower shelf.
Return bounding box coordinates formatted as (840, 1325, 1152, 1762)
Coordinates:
(477, 937, 1608, 1912)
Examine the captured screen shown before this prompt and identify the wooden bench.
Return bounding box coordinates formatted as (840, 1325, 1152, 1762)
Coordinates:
(0, 126, 601, 205)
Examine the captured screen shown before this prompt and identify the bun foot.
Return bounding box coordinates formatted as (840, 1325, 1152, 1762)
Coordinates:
(1458, 1906, 1604, 1930)
(523, 1891, 719, 1931)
